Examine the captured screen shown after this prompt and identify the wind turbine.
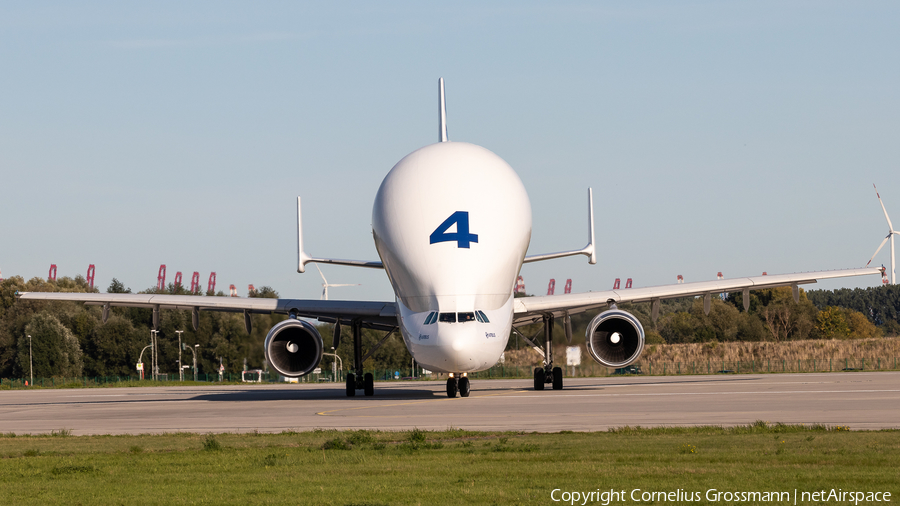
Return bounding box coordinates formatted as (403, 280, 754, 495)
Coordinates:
(315, 264, 360, 300)
(866, 184, 897, 284)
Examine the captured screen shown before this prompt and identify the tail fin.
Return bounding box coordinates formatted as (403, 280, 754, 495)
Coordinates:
(439, 78, 448, 142)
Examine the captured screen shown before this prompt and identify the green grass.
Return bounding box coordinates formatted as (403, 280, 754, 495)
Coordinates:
(0, 424, 897, 505)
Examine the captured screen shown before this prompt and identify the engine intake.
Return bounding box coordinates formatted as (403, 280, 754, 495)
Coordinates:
(585, 309, 645, 368)
(264, 319, 324, 377)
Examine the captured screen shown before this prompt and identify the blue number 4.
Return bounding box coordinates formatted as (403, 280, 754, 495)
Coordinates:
(429, 211, 478, 249)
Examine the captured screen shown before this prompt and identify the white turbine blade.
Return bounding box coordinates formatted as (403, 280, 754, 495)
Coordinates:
(315, 264, 328, 285)
(875, 184, 894, 232)
(866, 235, 890, 266)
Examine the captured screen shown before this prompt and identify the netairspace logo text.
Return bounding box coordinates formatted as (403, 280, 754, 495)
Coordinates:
(550, 488, 892, 506)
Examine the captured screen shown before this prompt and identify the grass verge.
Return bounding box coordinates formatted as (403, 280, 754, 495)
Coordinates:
(0, 423, 897, 505)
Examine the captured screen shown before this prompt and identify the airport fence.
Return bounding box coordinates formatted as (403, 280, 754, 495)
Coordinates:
(471, 356, 900, 378)
(2, 357, 898, 389)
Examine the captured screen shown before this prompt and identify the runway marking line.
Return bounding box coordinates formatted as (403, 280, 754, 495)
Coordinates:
(315, 389, 900, 417)
(499, 389, 900, 399)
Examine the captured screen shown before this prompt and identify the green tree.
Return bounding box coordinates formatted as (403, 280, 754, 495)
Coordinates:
(658, 311, 697, 343)
(756, 287, 818, 341)
(816, 306, 850, 339)
(107, 278, 131, 294)
(844, 309, 881, 339)
(18, 312, 84, 378)
(84, 315, 147, 376)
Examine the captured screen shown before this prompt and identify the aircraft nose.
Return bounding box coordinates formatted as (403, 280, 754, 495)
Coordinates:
(439, 324, 482, 371)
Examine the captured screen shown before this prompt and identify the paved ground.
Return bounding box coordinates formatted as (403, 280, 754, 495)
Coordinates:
(1, 371, 898, 435)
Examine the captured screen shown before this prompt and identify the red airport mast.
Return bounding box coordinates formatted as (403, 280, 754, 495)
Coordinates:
(48, 264, 57, 281)
(208, 272, 216, 294)
(86, 264, 96, 289)
(546, 279, 555, 295)
(190, 272, 200, 294)
(157, 265, 166, 290)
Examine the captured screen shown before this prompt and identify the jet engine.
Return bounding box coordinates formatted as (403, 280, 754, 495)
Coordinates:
(585, 309, 645, 368)
(264, 319, 324, 377)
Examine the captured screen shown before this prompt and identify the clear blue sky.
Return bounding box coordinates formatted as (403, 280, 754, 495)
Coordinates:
(2, 1, 898, 300)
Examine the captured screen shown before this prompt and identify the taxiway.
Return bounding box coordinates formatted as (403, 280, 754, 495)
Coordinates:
(1, 372, 897, 435)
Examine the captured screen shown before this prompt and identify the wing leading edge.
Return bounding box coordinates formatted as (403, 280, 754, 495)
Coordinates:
(15, 292, 396, 326)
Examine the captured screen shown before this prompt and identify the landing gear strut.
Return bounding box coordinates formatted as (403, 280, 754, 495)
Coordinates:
(532, 315, 564, 391)
(446, 375, 471, 398)
(345, 319, 374, 397)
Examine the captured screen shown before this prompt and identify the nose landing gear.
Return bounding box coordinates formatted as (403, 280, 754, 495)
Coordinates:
(446, 375, 471, 398)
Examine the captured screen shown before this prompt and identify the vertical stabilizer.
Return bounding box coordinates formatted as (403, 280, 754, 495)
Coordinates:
(439, 78, 448, 142)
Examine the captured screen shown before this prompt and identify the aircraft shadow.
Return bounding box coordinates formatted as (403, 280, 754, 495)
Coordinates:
(188, 386, 443, 402)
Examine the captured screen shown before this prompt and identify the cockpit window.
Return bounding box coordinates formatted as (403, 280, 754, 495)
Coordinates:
(475, 310, 490, 323)
(458, 312, 476, 323)
(438, 312, 457, 323)
(424, 312, 438, 325)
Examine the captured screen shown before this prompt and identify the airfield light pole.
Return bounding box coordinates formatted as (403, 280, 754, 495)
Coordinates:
(150, 330, 159, 381)
(28, 335, 32, 386)
(192, 344, 199, 381)
(175, 330, 184, 382)
(323, 351, 342, 382)
(138, 344, 152, 380)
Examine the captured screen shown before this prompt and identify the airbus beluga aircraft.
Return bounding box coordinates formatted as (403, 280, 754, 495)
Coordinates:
(18, 79, 885, 398)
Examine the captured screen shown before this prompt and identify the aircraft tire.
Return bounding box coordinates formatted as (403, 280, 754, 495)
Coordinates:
(552, 366, 563, 390)
(534, 368, 545, 391)
(364, 373, 374, 396)
(446, 377, 458, 398)
(459, 377, 470, 397)
(346, 373, 356, 397)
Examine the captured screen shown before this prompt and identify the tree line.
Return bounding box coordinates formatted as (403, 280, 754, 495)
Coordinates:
(516, 285, 899, 347)
(1, 274, 898, 379)
(0, 275, 414, 380)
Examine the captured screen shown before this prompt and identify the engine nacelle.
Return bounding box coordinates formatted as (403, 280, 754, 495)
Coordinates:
(264, 319, 324, 377)
(585, 309, 645, 368)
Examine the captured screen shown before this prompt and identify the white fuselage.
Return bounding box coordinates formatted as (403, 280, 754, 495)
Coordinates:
(372, 141, 532, 373)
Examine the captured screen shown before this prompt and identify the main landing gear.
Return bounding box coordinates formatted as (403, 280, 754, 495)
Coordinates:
(345, 372, 374, 397)
(446, 374, 470, 398)
(532, 315, 564, 391)
(344, 318, 395, 398)
(344, 319, 374, 397)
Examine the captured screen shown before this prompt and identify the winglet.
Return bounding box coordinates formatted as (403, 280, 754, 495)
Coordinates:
(522, 187, 597, 264)
(298, 196, 312, 273)
(296, 196, 385, 272)
(439, 78, 448, 142)
(586, 187, 596, 264)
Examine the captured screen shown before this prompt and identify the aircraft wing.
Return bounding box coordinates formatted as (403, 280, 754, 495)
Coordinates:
(512, 267, 884, 325)
(15, 292, 397, 327)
